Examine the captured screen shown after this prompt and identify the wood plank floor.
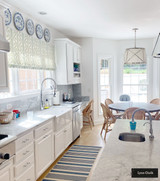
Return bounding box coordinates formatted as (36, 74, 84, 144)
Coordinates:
(37, 124, 112, 181)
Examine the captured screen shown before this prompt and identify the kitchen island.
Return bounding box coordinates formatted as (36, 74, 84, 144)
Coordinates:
(90, 119, 160, 181)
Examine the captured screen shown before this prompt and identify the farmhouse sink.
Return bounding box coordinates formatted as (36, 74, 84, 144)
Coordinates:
(119, 132, 145, 142)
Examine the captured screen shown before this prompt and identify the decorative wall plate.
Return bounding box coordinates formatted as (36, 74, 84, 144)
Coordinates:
(44, 28, 50, 42)
(26, 19, 34, 35)
(13, 12, 24, 31)
(4, 8, 12, 26)
(36, 24, 43, 39)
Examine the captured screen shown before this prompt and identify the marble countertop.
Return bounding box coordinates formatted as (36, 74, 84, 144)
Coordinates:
(90, 119, 160, 181)
(0, 106, 72, 141)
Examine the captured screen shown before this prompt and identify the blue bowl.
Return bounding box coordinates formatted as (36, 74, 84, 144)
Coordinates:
(130, 121, 136, 130)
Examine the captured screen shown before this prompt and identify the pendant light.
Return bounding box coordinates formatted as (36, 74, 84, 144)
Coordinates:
(152, 33, 160, 58)
(124, 28, 146, 64)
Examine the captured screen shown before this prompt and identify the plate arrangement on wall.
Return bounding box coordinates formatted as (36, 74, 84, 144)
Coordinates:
(36, 24, 43, 39)
(44, 28, 51, 42)
(13, 12, 24, 31)
(4, 8, 12, 26)
(26, 19, 34, 35)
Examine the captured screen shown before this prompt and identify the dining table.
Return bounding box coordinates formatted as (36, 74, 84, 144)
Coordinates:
(108, 102, 160, 113)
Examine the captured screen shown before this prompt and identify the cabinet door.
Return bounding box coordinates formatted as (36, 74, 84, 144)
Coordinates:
(35, 133, 53, 179)
(54, 129, 65, 159)
(0, 14, 9, 92)
(66, 43, 74, 84)
(73, 46, 80, 63)
(0, 159, 14, 181)
(64, 122, 73, 148)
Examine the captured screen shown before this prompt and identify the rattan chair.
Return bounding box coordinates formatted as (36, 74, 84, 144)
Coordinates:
(123, 107, 145, 120)
(100, 103, 116, 139)
(82, 100, 94, 129)
(149, 98, 160, 119)
(105, 98, 123, 118)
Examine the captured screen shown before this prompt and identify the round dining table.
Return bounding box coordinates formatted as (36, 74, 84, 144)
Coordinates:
(108, 102, 160, 113)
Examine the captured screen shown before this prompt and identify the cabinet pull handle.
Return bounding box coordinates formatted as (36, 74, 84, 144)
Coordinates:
(43, 135, 48, 139)
(23, 164, 27, 168)
(43, 127, 48, 131)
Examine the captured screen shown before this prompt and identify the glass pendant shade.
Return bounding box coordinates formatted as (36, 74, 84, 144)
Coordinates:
(124, 28, 146, 64)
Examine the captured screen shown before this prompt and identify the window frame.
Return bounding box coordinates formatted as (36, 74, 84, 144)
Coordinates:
(122, 63, 148, 102)
(97, 55, 113, 115)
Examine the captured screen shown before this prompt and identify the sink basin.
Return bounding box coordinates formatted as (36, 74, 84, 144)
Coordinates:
(0, 134, 8, 140)
(119, 132, 145, 142)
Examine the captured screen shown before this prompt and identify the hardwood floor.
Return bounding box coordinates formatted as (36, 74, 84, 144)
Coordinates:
(37, 123, 112, 181)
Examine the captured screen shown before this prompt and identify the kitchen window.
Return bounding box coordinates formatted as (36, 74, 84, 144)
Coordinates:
(123, 64, 147, 102)
(0, 26, 55, 98)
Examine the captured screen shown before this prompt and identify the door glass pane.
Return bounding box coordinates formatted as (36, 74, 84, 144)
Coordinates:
(100, 59, 110, 104)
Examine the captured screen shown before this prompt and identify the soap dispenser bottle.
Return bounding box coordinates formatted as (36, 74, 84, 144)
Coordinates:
(44, 99, 49, 109)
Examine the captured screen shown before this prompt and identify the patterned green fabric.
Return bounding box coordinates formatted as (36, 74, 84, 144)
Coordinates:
(5, 27, 55, 70)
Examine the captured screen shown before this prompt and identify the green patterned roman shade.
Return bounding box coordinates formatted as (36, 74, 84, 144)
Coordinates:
(5, 27, 55, 70)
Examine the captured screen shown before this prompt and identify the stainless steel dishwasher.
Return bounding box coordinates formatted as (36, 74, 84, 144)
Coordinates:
(72, 105, 81, 141)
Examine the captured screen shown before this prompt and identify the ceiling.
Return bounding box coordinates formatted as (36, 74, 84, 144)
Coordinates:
(2, 0, 160, 39)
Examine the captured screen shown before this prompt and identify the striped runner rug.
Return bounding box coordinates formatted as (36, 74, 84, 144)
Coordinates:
(43, 145, 102, 181)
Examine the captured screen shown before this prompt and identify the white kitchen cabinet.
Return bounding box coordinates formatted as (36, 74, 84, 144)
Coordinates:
(55, 128, 65, 159)
(54, 38, 81, 84)
(0, 12, 9, 92)
(35, 133, 53, 178)
(14, 130, 35, 181)
(64, 122, 72, 148)
(0, 159, 14, 181)
(54, 122, 72, 159)
(54, 110, 72, 159)
(34, 119, 54, 179)
(73, 46, 81, 63)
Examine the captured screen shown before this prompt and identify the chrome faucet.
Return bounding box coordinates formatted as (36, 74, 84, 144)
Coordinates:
(131, 108, 154, 140)
(40, 78, 57, 110)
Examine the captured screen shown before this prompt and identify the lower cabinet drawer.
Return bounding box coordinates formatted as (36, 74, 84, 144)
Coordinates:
(15, 131, 33, 152)
(16, 165, 35, 181)
(14, 143, 34, 164)
(35, 120, 53, 140)
(15, 154, 34, 178)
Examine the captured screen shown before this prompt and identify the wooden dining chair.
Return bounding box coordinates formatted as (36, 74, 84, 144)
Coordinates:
(123, 107, 145, 120)
(82, 100, 94, 129)
(105, 98, 114, 105)
(100, 103, 116, 139)
(105, 98, 123, 118)
(149, 98, 160, 119)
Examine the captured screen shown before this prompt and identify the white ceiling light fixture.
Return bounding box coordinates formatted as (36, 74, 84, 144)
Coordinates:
(124, 28, 146, 64)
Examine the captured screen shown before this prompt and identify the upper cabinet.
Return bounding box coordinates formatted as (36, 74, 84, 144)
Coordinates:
(0, 10, 9, 92)
(54, 38, 81, 85)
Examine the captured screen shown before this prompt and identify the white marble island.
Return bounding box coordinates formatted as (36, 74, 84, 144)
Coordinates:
(90, 119, 160, 181)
